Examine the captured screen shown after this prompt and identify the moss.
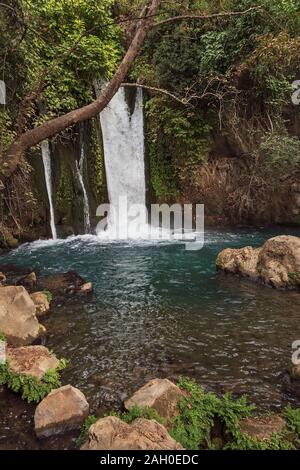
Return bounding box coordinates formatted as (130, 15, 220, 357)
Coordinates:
(288, 272, 300, 285)
(55, 157, 75, 225)
(89, 118, 106, 203)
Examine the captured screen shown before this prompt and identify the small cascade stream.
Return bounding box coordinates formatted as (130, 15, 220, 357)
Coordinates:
(76, 143, 91, 233)
(41, 140, 57, 240)
(98, 86, 146, 238)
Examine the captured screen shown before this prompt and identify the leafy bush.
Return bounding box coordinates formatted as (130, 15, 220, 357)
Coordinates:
(0, 358, 67, 403)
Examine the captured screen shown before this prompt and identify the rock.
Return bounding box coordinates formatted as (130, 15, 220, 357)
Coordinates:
(79, 282, 93, 293)
(6, 346, 59, 379)
(239, 415, 286, 441)
(30, 292, 50, 317)
(216, 235, 300, 290)
(5, 235, 19, 249)
(37, 271, 89, 299)
(216, 246, 261, 280)
(124, 378, 185, 421)
(258, 236, 300, 289)
(0, 286, 45, 346)
(34, 385, 89, 438)
(0, 272, 6, 285)
(81, 416, 184, 450)
(17, 272, 37, 290)
(289, 363, 300, 380)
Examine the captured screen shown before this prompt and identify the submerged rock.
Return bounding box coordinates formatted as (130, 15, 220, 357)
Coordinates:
(0, 286, 45, 346)
(217, 235, 300, 289)
(30, 292, 50, 317)
(6, 346, 59, 380)
(81, 416, 184, 450)
(36, 271, 91, 300)
(239, 415, 286, 441)
(124, 378, 185, 421)
(34, 385, 89, 438)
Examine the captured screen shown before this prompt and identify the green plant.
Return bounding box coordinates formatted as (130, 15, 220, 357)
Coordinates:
(43, 290, 53, 303)
(0, 358, 67, 403)
(76, 415, 98, 447)
(169, 377, 255, 450)
(284, 404, 300, 445)
(0, 332, 6, 342)
(115, 405, 166, 425)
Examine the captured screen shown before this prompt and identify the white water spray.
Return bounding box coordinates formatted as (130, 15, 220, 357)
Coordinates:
(76, 144, 91, 233)
(41, 140, 57, 240)
(98, 87, 147, 238)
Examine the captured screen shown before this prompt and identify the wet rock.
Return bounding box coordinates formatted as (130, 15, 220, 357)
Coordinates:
(36, 271, 90, 300)
(81, 416, 184, 450)
(79, 282, 93, 293)
(6, 346, 59, 380)
(17, 272, 37, 290)
(5, 235, 19, 249)
(0, 286, 45, 346)
(289, 363, 300, 380)
(239, 415, 286, 441)
(34, 385, 89, 438)
(30, 292, 50, 317)
(124, 378, 185, 421)
(0, 272, 6, 286)
(217, 235, 300, 290)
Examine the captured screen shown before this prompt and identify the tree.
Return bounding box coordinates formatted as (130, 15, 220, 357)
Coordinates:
(0, 0, 262, 182)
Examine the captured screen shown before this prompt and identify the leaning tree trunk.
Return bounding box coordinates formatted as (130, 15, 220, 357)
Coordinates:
(0, 0, 162, 181)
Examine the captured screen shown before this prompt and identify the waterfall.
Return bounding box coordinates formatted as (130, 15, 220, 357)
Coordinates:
(98, 86, 146, 238)
(41, 140, 57, 240)
(76, 143, 91, 233)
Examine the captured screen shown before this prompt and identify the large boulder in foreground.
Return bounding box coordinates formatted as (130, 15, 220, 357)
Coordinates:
(34, 385, 89, 438)
(6, 346, 59, 380)
(81, 416, 184, 450)
(0, 286, 45, 346)
(124, 378, 185, 421)
(239, 415, 286, 441)
(217, 235, 300, 289)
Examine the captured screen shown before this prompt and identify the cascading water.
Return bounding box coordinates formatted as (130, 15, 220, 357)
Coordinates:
(76, 143, 91, 233)
(41, 140, 57, 240)
(98, 86, 147, 238)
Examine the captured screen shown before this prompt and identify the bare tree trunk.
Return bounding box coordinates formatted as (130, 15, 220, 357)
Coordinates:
(1, 0, 162, 181)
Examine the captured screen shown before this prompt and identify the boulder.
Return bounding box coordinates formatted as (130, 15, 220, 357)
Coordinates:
(37, 271, 90, 299)
(30, 292, 50, 317)
(81, 416, 184, 450)
(0, 286, 45, 346)
(258, 236, 300, 289)
(239, 415, 286, 441)
(17, 271, 37, 290)
(216, 235, 300, 289)
(124, 378, 185, 421)
(6, 346, 59, 380)
(34, 385, 89, 438)
(216, 246, 261, 280)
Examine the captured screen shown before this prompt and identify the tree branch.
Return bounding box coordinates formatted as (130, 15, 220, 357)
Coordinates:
(154, 6, 263, 27)
(122, 82, 190, 105)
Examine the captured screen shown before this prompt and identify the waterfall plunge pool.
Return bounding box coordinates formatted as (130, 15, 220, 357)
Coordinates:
(1, 227, 300, 449)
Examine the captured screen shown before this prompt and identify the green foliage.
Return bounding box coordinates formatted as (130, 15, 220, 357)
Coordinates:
(146, 97, 212, 201)
(260, 132, 300, 173)
(0, 332, 6, 342)
(43, 289, 53, 303)
(224, 431, 295, 450)
(170, 377, 255, 450)
(0, 358, 67, 403)
(76, 415, 98, 447)
(111, 405, 166, 425)
(284, 404, 300, 444)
